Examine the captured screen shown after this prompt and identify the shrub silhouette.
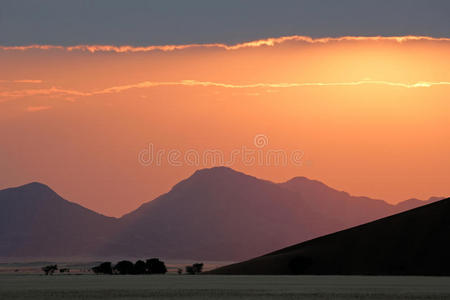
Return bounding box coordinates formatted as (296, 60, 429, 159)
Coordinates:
(186, 263, 203, 274)
(91, 259, 168, 275)
(146, 258, 167, 274)
(134, 260, 146, 274)
(92, 262, 113, 274)
(42, 264, 58, 275)
(114, 260, 135, 275)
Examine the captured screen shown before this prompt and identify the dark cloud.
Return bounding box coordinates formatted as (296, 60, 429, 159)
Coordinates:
(0, 0, 449, 45)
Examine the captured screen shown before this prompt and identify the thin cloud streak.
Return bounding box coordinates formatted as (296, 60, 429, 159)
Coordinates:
(0, 87, 86, 99)
(1, 80, 449, 101)
(26, 105, 52, 112)
(0, 79, 43, 84)
(1, 35, 449, 53)
(14, 80, 43, 84)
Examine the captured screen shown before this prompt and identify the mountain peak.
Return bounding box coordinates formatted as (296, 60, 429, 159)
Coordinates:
(192, 166, 242, 176)
(0, 182, 66, 208)
(0, 182, 116, 258)
(283, 176, 338, 194)
(285, 176, 325, 185)
(169, 166, 260, 194)
(1, 182, 53, 195)
(20, 181, 51, 190)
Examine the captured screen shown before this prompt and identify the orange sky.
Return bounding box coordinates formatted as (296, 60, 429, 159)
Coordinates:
(0, 36, 449, 217)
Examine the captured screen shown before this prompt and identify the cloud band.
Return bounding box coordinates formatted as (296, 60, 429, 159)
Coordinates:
(1, 35, 449, 53)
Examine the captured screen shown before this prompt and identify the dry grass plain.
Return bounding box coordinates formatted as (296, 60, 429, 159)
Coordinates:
(1, 274, 450, 299)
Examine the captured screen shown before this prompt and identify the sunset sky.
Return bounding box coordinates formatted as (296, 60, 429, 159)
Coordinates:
(1, 1, 449, 217)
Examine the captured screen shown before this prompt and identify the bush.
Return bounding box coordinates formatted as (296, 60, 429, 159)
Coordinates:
(114, 260, 135, 275)
(92, 262, 113, 274)
(146, 258, 167, 274)
(92, 259, 168, 275)
(134, 260, 146, 274)
(42, 264, 58, 275)
(186, 263, 203, 274)
(185, 266, 194, 274)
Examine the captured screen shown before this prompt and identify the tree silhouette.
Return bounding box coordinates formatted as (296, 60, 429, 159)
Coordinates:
(114, 260, 135, 275)
(193, 263, 203, 273)
(92, 262, 113, 274)
(134, 260, 146, 274)
(42, 264, 58, 275)
(146, 258, 167, 274)
(186, 263, 203, 274)
(91, 259, 169, 275)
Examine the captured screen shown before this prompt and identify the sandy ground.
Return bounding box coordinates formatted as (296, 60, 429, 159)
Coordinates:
(1, 274, 450, 299)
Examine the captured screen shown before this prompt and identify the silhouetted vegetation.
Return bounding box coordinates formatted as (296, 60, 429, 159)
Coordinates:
(92, 262, 113, 274)
(186, 263, 203, 274)
(42, 264, 58, 275)
(90, 259, 167, 275)
(114, 260, 135, 275)
(146, 258, 167, 274)
(41, 259, 205, 276)
(134, 260, 146, 274)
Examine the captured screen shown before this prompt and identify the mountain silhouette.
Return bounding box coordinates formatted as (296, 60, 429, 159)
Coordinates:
(102, 167, 343, 260)
(0, 168, 444, 260)
(0, 182, 117, 258)
(280, 177, 442, 225)
(209, 197, 450, 275)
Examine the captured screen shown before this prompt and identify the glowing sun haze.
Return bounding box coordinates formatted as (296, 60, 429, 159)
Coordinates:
(0, 35, 449, 216)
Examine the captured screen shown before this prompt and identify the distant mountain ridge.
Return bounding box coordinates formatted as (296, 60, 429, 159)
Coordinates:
(280, 176, 442, 224)
(104, 167, 343, 260)
(0, 167, 445, 260)
(0, 182, 117, 258)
